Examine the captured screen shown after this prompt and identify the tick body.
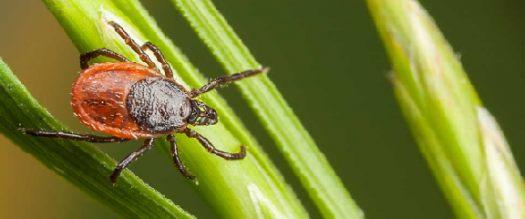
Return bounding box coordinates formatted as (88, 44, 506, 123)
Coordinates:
(72, 62, 191, 139)
(20, 21, 268, 184)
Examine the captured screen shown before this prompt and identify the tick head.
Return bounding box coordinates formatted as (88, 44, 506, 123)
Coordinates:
(188, 99, 218, 126)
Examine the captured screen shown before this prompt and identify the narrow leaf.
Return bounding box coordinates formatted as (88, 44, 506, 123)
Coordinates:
(0, 58, 195, 219)
(367, 0, 525, 217)
(41, 0, 308, 218)
(169, 0, 363, 218)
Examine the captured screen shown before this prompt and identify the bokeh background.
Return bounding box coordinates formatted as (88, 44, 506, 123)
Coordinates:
(0, 0, 523, 218)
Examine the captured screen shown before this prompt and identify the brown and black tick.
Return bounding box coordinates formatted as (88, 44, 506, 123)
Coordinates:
(19, 21, 268, 185)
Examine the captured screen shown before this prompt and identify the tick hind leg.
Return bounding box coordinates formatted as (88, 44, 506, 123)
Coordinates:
(110, 138, 155, 184)
(141, 42, 174, 79)
(167, 134, 197, 184)
(107, 21, 157, 70)
(182, 128, 247, 160)
(19, 128, 130, 143)
(190, 67, 269, 98)
(80, 48, 131, 69)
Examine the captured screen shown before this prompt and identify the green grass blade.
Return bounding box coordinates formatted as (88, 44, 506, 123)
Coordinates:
(0, 58, 195, 219)
(169, 0, 363, 218)
(366, 0, 525, 218)
(41, 0, 308, 218)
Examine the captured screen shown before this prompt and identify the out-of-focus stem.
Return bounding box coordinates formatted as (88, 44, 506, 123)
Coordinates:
(367, 0, 525, 218)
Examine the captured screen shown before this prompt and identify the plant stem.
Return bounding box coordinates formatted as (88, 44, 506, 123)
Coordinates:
(0, 58, 195, 219)
(367, 0, 525, 218)
(169, 0, 363, 218)
(41, 0, 308, 218)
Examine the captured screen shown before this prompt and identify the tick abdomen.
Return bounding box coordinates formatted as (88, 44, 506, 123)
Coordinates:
(71, 62, 183, 139)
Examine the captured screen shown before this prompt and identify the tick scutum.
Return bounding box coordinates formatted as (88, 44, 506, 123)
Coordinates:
(126, 77, 191, 134)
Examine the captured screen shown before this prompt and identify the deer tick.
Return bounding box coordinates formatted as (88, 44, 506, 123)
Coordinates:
(19, 21, 267, 184)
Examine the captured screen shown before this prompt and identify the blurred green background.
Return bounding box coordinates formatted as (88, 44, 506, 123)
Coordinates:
(0, 0, 523, 218)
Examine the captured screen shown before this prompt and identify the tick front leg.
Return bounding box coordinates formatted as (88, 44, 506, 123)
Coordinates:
(80, 48, 131, 69)
(167, 134, 198, 184)
(110, 138, 155, 184)
(190, 67, 269, 98)
(182, 128, 247, 160)
(18, 128, 130, 143)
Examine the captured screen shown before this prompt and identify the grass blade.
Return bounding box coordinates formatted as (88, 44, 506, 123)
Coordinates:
(366, 0, 525, 217)
(0, 58, 195, 219)
(169, 0, 363, 218)
(41, 0, 308, 218)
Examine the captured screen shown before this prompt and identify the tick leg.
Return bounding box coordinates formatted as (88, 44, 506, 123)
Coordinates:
(167, 134, 198, 184)
(141, 42, 174, 79)
(107, 21, 157, 71)
(182, 128, 247, 160)
(110, 138, 155, 184)
(18, 128, 130, 143)
(80, 48, 131, 69)
(190, 67, 269, 98)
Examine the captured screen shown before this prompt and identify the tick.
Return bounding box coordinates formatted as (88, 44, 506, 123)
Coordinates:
(19, 21, 267, 185)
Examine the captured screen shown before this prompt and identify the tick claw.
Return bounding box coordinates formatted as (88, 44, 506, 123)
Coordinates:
(261, 66, 270, 74)
(193, 177, 199, 185)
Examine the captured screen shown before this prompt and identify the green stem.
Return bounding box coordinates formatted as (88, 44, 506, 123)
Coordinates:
(169, 0, 363, 218)
(0, 58, 195, 219)
(367, 0, 525, 218)
(41, 0, 308, 218)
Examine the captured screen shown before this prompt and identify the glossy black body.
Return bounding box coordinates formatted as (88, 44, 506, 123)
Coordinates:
(127, 77, 192, 133)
